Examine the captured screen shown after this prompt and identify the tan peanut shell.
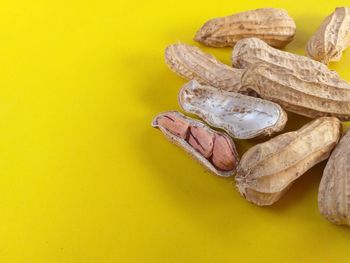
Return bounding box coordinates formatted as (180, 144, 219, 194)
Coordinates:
(178, 80, 287, 139)
(307, 7, 350, 64)
(232, 38, 350, 120)
(232, 37, 342, 83)
(194, 8, 296, 48)
(241, 63, 350, 120)
(236, 117, 341, 206)
(165, 43, 244, 92)
(319, 128, 350, 225)
(152, 111, 239, 177)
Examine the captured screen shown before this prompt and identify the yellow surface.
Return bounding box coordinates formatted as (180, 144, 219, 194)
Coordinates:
(1, 0, 350, 262)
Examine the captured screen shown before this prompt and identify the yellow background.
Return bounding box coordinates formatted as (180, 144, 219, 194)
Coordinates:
(0, 0, 350, 262)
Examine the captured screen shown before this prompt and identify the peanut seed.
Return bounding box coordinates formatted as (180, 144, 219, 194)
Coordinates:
(152, 111, 239, 177)
(212, 134, 237, 171)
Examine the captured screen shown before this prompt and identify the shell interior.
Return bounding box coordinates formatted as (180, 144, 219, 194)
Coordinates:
(179, 80, 285, 139)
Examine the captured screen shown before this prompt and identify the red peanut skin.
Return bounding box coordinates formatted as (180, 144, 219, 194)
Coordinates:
(155, 112, 236, 171)
(188, 126, 214, 158)
(156, 112, 189, 139)
(212, 134, 236, 171)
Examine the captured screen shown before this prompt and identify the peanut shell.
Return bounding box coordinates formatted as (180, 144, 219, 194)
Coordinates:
(178, 80, 287, 139)
(241, 63, 350, 120)
(194, 8, 296, 48)
(307, 7, 350, 64)
(236, 117, 341, 206)
(319, 128, 350, 225)
(152, 111, 239, 177)
(232, 37, 341, 83)
(165, 43, 244, 92)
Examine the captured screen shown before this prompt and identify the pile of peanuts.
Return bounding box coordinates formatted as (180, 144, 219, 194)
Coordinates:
(152, 7, 350, 226)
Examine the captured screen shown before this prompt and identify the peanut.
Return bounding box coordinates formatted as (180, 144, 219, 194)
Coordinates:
(232, 38, 341, 82)
(194, 8, 296, 48)
(235, 117, 341, 206)
(152, 111, 239, 176)
(187, 126, 214, 158)
(165, 43, 244, 92)
(240, 62, 350, 120)
(156, 112, 189, 139)
(307, 7, 350, 64)
(318, 128, 350, 225)
(179, 80, 287, 139)
(232, 38, 350, 120)
(212, 134, 236, 171)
